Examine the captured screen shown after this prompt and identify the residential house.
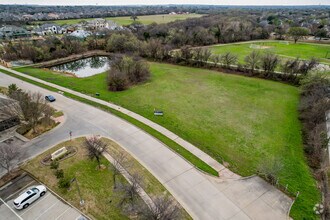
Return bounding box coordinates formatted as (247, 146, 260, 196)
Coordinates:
(86, 18, 108, 30)
(33, 23, 60, 35)
(0, 25, 31, 39)
(69, 29, 91, 38)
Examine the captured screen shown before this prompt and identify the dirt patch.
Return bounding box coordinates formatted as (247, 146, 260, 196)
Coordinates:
(249, 44, 273, 49)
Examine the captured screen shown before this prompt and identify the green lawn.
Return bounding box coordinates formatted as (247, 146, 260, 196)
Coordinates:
(37, 14, 203, 26)
(209, 40, 330, 65)
(16, 63, 320, 219)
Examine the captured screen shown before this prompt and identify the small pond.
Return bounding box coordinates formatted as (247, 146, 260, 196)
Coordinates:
(50, 56, 111, 78)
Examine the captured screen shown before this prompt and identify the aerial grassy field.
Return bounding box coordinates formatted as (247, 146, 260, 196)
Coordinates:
(16, 63, 319, 219)
(39, 13, 203, 26)
(209, 40, 330, 65)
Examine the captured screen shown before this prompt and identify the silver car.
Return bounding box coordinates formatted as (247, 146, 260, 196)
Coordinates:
(13, 185, 47, 209)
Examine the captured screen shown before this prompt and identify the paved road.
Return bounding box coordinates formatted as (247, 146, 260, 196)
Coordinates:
(0, 72, 292, 219)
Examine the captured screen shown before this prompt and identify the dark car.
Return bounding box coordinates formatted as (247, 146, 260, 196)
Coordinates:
(45, 95, 56, 102)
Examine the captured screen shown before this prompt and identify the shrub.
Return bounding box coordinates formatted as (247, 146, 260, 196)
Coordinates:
(58, 177, 71, 189)
(257, 157, 283, 185)
(107, 69, 128, 91)
(54, 169, 64, 179)
(50, 160, 59, 170)
(260, 52, 279, 77)
(107, 56, 150, 91)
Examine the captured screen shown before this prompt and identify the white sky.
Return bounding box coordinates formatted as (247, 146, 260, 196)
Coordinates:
(0, 0, 329, 6)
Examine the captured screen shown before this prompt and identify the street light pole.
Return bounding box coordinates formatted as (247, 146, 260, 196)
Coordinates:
(71, 177, 84, 206)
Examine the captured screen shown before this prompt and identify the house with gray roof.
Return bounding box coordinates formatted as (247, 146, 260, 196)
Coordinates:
(0, 25, 31, 39)
(33, 23, 61, 35)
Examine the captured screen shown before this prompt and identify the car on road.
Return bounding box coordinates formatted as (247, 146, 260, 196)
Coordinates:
(45, 95, 56, 102)
(13, 185, 47, 209)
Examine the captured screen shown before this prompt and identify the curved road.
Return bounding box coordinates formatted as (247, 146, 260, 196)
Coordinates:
(0, 72, 292, 220)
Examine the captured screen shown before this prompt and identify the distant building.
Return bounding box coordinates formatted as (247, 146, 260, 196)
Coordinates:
(86, 18, 107, 30)
(33, 23, 61, 35)
(0, 25, 31, 39)
(106, 20, 122, 30)
(69, 29, 91, 38)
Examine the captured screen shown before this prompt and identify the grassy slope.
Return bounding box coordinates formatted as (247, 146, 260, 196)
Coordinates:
(38, 14, 203, 26)
(16, 63, 319, 219)
(209, 40, 330, 65)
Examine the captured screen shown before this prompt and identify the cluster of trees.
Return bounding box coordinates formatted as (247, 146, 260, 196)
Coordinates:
(107, 55, 150, 91)
(1, 84, 54, 134)
(83, 136, 181, 219)
(136, 14, 269, 47)
(171, 47, 318, 83)
(1, 36, 87, 62)
(298, 74, 330, 218)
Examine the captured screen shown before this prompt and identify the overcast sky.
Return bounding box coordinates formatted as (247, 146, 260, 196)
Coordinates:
(0, 0, 329, 6)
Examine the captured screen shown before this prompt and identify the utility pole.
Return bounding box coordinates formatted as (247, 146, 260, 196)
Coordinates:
(71, 177, 84, 206)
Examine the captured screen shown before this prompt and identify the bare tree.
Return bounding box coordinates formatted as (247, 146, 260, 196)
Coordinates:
(28, 92, 48, 133)
(43, 105, 55, 126)
(2, 90, 48, 133)
(109, 151, 129, 189)
(260, 52, 279, 77)
(139, 196, 182, 220)
(244, 51, 261, 74)
(84, 136, 107, 169)
(220, 52, 237, 69)
(0, 144, 21, 174)
(210, 54, 221, 67)
(298, 58, 319, 76)
(118, 173, 142, 207)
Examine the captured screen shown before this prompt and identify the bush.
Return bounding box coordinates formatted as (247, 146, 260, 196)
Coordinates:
(107, 56, 150, 91)
(54, 169, 64, 179)
(107, 69, 128, 91)
(257, 157, 283, 185)
(58, 177, 71, 189)
(50, 160, 59, 169)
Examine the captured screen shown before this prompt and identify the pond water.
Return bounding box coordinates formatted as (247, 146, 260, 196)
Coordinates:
(50, 56, 111, 78)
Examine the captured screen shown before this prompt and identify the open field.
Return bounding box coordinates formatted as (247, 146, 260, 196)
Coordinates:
(15, 62, 320, 219)
(208, 40, 330, 65)
(38, 13, 204, 26)
(23, 137, 190, 219)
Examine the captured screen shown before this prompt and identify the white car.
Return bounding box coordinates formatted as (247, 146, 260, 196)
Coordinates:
(13, 185, 47, 209)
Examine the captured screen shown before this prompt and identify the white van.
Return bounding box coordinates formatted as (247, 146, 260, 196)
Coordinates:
(13, 185, 47, 209)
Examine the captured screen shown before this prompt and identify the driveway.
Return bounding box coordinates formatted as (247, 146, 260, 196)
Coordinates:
(0, 72, 293, 219)
(0, 173, 85, 220)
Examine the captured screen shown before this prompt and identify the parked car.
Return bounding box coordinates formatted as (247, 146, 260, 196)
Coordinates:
(13, 185, 47, 209)
(45, 95, 56, 102)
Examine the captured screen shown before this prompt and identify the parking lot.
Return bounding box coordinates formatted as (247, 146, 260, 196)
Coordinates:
(0, 173, 86, 220)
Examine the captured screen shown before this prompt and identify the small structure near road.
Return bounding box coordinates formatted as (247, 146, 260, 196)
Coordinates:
(51, 147, 68, 161)
(153, 109, 164, 116)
